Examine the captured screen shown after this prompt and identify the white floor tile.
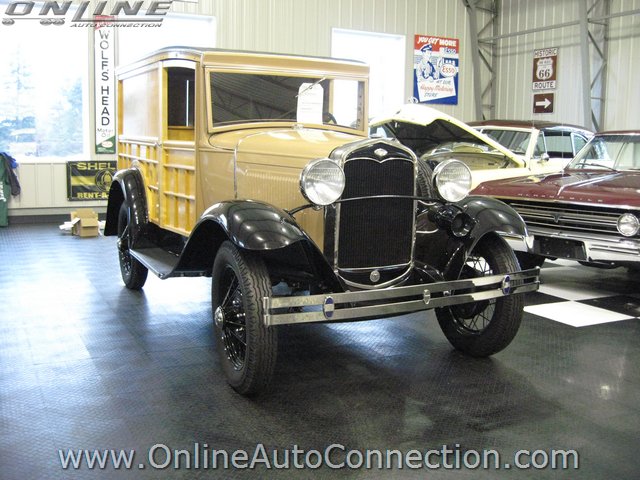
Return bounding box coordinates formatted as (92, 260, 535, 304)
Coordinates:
(538, 283, 615, 301)
(524, 301, 634, 327)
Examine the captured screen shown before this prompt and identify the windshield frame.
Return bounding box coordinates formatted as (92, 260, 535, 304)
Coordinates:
(566, 134, 640, 172)
(204, 67, 368, 135)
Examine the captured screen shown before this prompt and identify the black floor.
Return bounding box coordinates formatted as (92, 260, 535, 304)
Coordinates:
(1, 224, 639, 479)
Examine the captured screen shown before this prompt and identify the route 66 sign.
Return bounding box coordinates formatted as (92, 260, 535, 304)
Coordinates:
(532, 47, 558, 90)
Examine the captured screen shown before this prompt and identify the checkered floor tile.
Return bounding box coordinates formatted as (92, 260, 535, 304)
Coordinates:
(524, 259, 640, 327)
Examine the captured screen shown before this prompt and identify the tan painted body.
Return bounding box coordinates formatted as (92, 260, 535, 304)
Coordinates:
(116, 48, 369, 247)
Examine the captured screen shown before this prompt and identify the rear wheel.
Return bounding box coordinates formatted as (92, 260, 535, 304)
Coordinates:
(436, 235, 523, 357)
(117, 203, 148, 290)
(212, 241, 277, 395)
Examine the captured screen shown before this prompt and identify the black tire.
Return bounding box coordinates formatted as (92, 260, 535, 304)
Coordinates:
(416, 159, 436, 199)
(436, 235, 523, 357)
(516, 251, 545, 270)
(117, 203, 148, 290)
(212, 241, 277, 395)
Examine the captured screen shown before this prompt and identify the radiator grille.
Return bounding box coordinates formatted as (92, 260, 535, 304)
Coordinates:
(337, 152, 415, 269)
(504, 200, 624, 235)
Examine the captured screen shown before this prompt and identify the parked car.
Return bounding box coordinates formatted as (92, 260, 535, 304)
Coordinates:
(104, 47, 538, 395)
(469, 119, 593, 171)
(472, 131, 640, 270)
(370, 104, 575, 189)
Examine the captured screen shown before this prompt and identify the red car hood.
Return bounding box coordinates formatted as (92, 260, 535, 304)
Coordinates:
(472, 170, 640, 207)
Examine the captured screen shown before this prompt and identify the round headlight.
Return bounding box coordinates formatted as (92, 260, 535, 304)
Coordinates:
(432, 159, 472, 203)
(300, 158, 345, 206)
(617, 213, 640, 237)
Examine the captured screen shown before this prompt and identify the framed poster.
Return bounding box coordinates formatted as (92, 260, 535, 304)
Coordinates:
(413, 35, 459, 105)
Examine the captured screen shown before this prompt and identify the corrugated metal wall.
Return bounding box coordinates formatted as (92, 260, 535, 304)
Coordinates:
(605, 0, 640, 130)
(495, 0, 639, 130)
(173, 0, 477, 120)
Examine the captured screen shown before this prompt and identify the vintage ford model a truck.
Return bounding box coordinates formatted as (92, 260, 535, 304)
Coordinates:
(104, 47, 538, 395)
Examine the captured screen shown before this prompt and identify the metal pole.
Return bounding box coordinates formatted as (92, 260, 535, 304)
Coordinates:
(466, 0, 484, 120)
(579, 0, 593, 130)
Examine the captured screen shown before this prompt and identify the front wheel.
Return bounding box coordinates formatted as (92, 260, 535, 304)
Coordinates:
(436, 235, 523, 357)
(212, 241, 277, 395)
(117, 203, 148, 290)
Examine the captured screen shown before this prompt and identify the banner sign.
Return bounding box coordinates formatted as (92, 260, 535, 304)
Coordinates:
(413, 35, 459, 105)
(532, 47, 558, 91)
(94, 16, 116, 154)
(67, 161, 116, 201)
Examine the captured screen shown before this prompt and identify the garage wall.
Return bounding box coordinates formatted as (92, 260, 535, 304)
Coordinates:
(495, 0, 640, 131)
(174, 0, 477, 120)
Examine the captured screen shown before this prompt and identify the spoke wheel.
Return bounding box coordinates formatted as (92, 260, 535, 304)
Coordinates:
(436, 235, 523, 357)
(212, 241, 277, 395)
(117, 203, 148, 290)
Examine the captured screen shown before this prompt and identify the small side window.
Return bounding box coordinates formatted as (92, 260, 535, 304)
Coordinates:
(572, 134, 588, 155)
(168, 67, 195, 127)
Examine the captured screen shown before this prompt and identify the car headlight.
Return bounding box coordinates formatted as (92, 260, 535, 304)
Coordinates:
(300, 158, 345, 206)
(432, 159, 472, 203)
(617, 213, 640, 237)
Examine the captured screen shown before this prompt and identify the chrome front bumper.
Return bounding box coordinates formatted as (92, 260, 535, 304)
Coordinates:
(525, 227, 640, 263)
(263, 268, 539, 326)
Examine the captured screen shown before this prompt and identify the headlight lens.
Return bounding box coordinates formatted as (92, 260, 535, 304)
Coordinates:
(617, 213, 640, 237)
(432, 159, 472, 203)
(300, 158, 345, 206)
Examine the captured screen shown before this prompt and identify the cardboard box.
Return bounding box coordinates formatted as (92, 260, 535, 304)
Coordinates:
(70, 209, 99, 237)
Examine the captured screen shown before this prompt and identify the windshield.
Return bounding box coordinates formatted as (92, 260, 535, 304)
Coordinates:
(209, 72, 365, 131)
(481, 129, 533, 156)
(568, 134, 640, 171)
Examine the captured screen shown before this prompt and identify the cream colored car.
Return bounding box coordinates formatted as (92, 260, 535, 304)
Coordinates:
(105, 48, 538, 395)
(371, 104, 570, 188)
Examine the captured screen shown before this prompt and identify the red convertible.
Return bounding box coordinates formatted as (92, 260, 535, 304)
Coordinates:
(472, 131, 640, 270)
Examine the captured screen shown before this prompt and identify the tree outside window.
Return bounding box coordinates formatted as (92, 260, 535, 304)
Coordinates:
(0, 19, 87, 161)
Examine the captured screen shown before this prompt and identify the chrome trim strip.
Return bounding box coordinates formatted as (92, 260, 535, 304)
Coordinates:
(493, 195, 640, 212)
(263, 268, 539, 326)
(527, 226, 640, 261)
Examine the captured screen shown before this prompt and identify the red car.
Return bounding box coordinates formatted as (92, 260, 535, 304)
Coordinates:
(472, 131, 640, 270)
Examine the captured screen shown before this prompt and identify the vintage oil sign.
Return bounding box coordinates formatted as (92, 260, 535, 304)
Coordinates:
(413, 35, 459, 105)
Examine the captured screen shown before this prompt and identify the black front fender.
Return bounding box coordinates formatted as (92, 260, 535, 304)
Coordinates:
(199, 200, 307, 250)
(416, 196, 527, 279)
(457, 195, 528, 248)
(177, 200, 343, 291)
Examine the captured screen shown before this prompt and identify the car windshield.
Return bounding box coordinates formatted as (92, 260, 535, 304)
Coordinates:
(209, 72, 365, 130)
(481, 129, 532, 156)
(568, 134, 640, 171)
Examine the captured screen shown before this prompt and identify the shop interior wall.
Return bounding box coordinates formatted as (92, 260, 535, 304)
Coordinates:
(495, 0, 640, 131)
(7, 0, 638, 218)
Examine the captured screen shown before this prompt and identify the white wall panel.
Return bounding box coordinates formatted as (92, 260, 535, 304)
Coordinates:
(605, 0, 640, 130)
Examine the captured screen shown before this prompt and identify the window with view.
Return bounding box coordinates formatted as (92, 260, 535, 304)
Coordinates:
(0, 17, 88, 162)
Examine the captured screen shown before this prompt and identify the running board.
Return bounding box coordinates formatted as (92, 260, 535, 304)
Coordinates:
(129, 247, 207, 279)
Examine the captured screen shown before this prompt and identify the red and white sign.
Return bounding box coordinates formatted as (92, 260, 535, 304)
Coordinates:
(532, 47, 558, 91)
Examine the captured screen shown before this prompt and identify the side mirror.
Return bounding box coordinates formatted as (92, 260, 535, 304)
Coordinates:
(539, 153, 550, 162)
